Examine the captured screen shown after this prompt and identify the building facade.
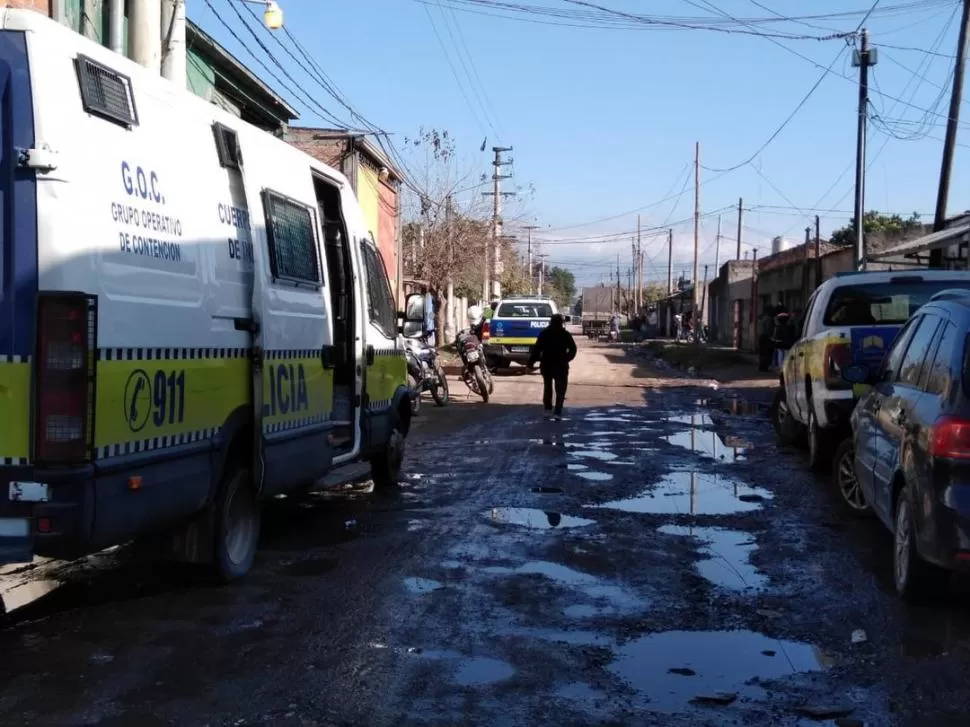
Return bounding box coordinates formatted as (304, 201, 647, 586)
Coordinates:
(3, 0, 298, 133)
(285, 128, 402, 295)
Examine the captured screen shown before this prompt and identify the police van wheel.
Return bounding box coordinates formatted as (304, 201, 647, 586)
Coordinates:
(372, 423, 406, 490)
(212, 466, 261, 582)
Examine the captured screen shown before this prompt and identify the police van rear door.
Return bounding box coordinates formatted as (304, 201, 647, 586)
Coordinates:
(0, 28, 37, 564)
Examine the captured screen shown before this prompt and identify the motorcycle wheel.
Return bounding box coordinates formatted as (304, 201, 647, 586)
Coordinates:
(432, 362, 449, 406)
(408, 373, 421, 416)
(474, 365, 490, 403)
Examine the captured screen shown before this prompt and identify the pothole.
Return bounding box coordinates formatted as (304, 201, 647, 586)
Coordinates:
(586, 471, 773, 516)
(404, 577, 443, 594)
(575, 471, 613, 482)
(417, 651, 516, 686)
(659, 525, 767, 591)
(610, 629, 828, 711)
(484, 560, 644, 615)
(484, 508, 595, 529)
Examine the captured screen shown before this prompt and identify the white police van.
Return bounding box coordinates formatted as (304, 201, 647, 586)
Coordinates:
(0, 9, 412, 588)
(483, 295, 566, 368)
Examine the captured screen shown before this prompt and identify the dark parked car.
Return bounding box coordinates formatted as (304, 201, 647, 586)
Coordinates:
(844, 290, 970, 599)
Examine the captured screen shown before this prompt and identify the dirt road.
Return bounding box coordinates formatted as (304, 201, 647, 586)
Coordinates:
(1, 335, 969, 726)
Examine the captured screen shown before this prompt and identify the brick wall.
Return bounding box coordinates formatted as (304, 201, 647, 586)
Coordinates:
(0, 0, 50, 13)
(285, 129, 351, 177)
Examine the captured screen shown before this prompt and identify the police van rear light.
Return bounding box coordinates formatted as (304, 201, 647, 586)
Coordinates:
(481, 320, 490, 340)
(34, 294, 97, 465)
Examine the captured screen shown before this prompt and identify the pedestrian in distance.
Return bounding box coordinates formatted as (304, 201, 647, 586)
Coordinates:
(527, 313, 577, 421)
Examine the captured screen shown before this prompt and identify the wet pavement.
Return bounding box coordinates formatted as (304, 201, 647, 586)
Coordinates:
(3, 341, 970, 726)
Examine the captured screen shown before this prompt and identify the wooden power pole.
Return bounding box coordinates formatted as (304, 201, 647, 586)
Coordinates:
(693, 142, 700, 321)
(736, 197, 743, 260)
(932, 0, 970, 267)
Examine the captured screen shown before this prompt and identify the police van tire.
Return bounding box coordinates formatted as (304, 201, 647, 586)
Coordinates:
(212, 465, 261, 583)
(372, 420, 406, 490)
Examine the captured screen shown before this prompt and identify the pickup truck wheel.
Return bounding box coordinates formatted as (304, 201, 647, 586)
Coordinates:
(771, 387, 802, 445)
(212, 465, 261, 583)
(894, 484, 949, 600)
(807, 410, 831, 473)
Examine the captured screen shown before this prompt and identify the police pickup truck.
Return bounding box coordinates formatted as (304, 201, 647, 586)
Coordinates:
(483, 296, 567, 368)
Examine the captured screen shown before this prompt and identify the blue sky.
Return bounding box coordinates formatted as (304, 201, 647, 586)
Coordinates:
(196, 0, 969, 287)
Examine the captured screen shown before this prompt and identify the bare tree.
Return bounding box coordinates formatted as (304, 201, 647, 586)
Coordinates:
(400, 128, 534, 339)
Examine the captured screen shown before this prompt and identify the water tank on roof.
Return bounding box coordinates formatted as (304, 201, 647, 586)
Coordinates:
(771, 236, 792, 255)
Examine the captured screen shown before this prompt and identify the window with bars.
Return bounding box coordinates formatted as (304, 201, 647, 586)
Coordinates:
(75, 54, 138, 127)
(262, 191, 321, 286)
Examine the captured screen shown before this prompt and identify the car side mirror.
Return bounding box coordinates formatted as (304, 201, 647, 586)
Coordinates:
(563, 315, 572, 324)
(404, 293, 425, 323)
(841, 363, 873, 385)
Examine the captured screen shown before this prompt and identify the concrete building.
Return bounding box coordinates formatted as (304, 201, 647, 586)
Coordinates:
(286, 129, 403, 295)
(706, 259, 756, 349)
(705, 220, 960, 351)
(5, 0, 298, 133)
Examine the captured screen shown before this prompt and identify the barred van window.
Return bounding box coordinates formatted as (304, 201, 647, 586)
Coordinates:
(263, 191, 321, 285)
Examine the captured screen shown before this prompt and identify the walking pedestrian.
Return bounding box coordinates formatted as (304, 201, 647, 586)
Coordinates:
(527, 313, 577, 421)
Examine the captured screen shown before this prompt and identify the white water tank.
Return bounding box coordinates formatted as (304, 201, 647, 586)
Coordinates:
(771, 236, 792, 255)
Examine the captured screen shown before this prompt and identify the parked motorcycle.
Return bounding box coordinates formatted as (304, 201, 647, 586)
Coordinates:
(455, 329, 494, 403)
(404, 336, 449, 410)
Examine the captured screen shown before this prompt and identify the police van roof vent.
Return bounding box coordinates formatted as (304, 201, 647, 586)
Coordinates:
(74, 54, 138, 128)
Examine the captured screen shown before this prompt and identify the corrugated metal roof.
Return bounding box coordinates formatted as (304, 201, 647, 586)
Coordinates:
(867, 222, 970, 260)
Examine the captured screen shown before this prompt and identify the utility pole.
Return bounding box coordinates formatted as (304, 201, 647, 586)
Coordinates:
(736, 197, 743, 260)
(852, 29, 876, 271)
(666, 228, 673, 338)
(700, 264, 709, 330)
(636, 214, 642, 313)
(815, 214, 822, 289)
(802, 225, 812, 307)
(616, 253, 621, 311)
(932, 0, 970, 267)
(537, 253, 548, 295)
(693, 142, 700, 342)
(749, 249, 759, 350)
(482, 146, 515, 300)
(714, 214, 721, 275)
(523, 224, 540, 294)
(445, 195, 456, 342)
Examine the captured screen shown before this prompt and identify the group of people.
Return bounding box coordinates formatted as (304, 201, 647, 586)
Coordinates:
(757, 303, 799, 372)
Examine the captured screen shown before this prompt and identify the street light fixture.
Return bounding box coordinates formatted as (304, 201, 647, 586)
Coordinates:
(240, 0, 284, 30)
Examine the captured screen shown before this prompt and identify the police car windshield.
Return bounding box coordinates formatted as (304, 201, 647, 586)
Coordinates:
(824, 281, 970, 326)
(497, 302, 555, 318)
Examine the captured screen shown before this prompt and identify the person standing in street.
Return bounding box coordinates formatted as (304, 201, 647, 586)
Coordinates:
(528, 314, 577, 420)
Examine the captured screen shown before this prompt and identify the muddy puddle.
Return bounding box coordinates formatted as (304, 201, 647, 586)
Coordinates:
(418, 651, 516, 686)
(404, 577, 443, 594)
(663, 414, 750, 462)
(484, 560, 644, 615)
(587, 471, 772, 516)
(659, 525, 766, 591)
(574, 470, 613, 482)
(485, 508, 595, 529)
(610, 629, 828, 711)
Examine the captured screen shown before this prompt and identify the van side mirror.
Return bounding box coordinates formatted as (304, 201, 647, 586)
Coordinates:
(404, 293, 425, 323)
(841, 363, 873, 385)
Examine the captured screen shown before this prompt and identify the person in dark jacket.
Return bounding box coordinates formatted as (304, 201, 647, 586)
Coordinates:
(528, 314, 577, 420)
